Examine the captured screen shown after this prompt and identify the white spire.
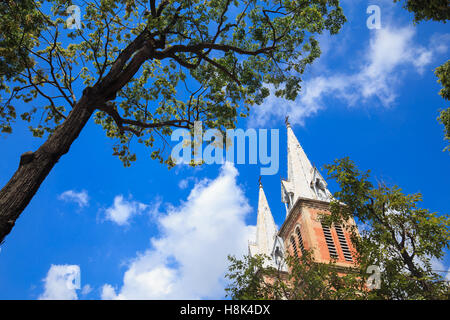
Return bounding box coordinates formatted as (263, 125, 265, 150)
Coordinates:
(281, 119, 332, 215)
(248, 181, 278, 257)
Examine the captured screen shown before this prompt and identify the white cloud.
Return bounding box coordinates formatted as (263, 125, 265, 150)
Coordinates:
(250, 26, 447, 126)
(81, 284, 93, 296)
(357, 26, 430, 102)
(58, 190, 89, 208)
(430, 34, 450, 55)
(178, 176, 198, 190)
(431, 258, 450, 282)
(104, 195, 148, 226)
(101, 163, 255, 299)
(39, 265, 81, 300)
(178, 178, 190, 189)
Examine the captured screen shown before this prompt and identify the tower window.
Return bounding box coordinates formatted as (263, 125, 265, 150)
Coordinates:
(321, 223, 338, 259)
(290, 236, 298, 258)
(335, 224, 353, 262)
(295, 226, 305, 255)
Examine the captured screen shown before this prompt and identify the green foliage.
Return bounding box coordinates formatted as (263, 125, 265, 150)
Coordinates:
(0, 0, 49, 133)
(281, 253, 366, 300)
(438, 108, 450, 152)
(436, 60, 450, 100)
(0, 0, 346, 167)
(225, 254, 269, 300)
(393, 0, 450, 23)
(325, 157, 450, 299)
(226, 251, 368, 300)
(0, 0, 48, 80)
(435, 60, 450, 152)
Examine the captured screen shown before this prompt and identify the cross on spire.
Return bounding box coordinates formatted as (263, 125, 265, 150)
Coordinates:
(285, 115, 290, 127)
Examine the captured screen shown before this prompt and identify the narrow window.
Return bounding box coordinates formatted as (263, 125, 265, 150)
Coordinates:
(295, 226, 305, 255)
(335, 224, 353, 262)
(290, 236, 298, 258)
(321, 223, 338, 259)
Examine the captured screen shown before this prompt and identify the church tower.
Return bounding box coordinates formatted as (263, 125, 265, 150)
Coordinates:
(249, 119, 358, 271)
(248, 180, 287, 271)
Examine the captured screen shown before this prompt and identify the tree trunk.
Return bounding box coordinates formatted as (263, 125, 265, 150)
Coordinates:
(0, 95, 95, 244)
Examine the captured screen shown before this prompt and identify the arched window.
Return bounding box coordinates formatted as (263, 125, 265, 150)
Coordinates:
(295, 226, 305, 255)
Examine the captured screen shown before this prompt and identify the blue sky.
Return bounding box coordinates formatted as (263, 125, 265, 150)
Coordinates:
(0, 0, 449, 299)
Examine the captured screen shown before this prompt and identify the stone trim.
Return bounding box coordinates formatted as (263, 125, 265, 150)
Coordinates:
(279, 196, 331, 238)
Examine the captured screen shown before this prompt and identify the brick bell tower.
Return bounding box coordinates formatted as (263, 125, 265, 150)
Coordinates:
(248, 118, 358, 272)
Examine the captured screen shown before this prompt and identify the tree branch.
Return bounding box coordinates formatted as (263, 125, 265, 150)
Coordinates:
(98, 102, 192, 136)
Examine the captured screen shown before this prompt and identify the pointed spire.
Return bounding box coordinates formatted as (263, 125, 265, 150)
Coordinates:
(281, 123, 332, 212)
(287, 123, 315, 199)
(250, 181, 278, 257)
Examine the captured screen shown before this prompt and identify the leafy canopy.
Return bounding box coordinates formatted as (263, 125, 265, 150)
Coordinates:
(393, 0, 450, 23)
(325, 157, 450, 299)
(435, 60, 450, 152)
(0, 0, 346, 166)
(226, 252, 366, 300)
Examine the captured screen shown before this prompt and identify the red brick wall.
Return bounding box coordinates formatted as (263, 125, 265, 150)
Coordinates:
(283, 203, 357, 269)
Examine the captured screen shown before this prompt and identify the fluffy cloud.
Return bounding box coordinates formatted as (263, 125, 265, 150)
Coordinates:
(81, 284, 93, 296)
(58, 190, 89, 208)
(178, 176, 198, 190)
(39, 265, 81, 300)
(101, 163, 255, 299)
(431, 258, 450, 282)
(250, 26, 446, 126)
(104, 195, 148, 226)
(178, 178, 190, 190)
(356, 26, 432, 103)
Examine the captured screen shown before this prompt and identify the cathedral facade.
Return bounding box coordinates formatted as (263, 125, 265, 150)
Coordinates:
(248, 121, 358, 272)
